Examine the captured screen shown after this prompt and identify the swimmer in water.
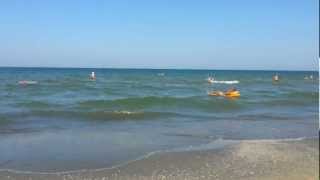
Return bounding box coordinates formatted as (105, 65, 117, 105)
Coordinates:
(272, 74, 279, 82)
(225, 87, 237, 94)
(208, 90, 224, 96)
(304, 75, 314, 80)
(310, 75, 313, 80)
(224, 87, 240, 97)
(90, 72, 96, 80)
(208, 87, 240, 97)
(207, 76, 214, 83)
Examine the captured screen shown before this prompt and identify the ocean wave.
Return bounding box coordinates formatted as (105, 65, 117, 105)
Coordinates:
(14, 101, 53, 108)
(284, 91, 318, 99)
(78, 96, 244, 112)
(269, 100, 317, 107)
(236, 114, 298, 121)
(1, 110, 188, 121)
(245, 90, 318, 107)
(0, 116, 11, 125)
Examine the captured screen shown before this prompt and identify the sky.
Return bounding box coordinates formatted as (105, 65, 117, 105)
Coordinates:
(0, 0, 318, 70)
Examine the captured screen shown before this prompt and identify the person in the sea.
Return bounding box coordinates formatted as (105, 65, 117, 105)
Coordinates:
(208, 87, 239, 97)
(309, 75, 313, 80)
(207, 76, 214, 83)
(90, 71, 96, 80)
(225, 87, 237, 94)
(272, 74, 279, 82)
(214, 90, 225, 96)
(304, 75, 314, 80)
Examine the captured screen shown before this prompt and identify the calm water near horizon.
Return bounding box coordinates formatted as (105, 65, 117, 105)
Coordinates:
(0, 67, 318, 172)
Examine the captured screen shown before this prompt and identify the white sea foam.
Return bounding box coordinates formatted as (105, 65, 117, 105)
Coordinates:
(212, 80, 239, 84)
(18, 80, 38, 85)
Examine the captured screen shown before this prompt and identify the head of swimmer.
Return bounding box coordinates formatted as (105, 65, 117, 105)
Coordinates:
(227, 87, 237, 92)
(90, 72, 96, 79)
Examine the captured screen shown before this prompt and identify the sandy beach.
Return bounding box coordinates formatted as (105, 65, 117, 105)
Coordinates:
(0, 138, 318, 180)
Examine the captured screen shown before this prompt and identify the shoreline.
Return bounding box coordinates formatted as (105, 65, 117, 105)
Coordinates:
(0, 137, 318, 180)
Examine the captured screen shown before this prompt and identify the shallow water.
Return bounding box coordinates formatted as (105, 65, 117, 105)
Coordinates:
(0, 67, 318, 172)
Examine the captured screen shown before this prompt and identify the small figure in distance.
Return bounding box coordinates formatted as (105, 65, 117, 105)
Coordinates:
(304, 75, 314, 80)
(208, 90, 224, 96)
(225, 87, 237, 94)
(207, 76, 214, 84)
(272, 74, 279, 82)
(224, 87, 240, 97)
(208, 87, 240, 98)
(309, 75, 313, 80)
(90, 71, 96, 80)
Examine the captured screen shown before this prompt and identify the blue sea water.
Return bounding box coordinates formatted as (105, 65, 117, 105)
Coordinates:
(0, 67, 318, 172)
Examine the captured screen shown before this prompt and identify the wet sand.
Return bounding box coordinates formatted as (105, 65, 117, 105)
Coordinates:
(0, 138, 318, 180)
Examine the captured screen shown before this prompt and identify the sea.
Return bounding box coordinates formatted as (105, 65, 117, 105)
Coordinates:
(0, 67, 318, 172)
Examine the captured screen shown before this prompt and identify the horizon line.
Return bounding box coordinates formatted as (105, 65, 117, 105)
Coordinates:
(0, 65, 318, 72)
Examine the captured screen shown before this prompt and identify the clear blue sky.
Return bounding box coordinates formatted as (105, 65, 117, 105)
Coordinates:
(0, 0, 318, 70)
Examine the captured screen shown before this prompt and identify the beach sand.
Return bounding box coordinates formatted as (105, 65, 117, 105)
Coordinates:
(0, 138, 318, 180)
